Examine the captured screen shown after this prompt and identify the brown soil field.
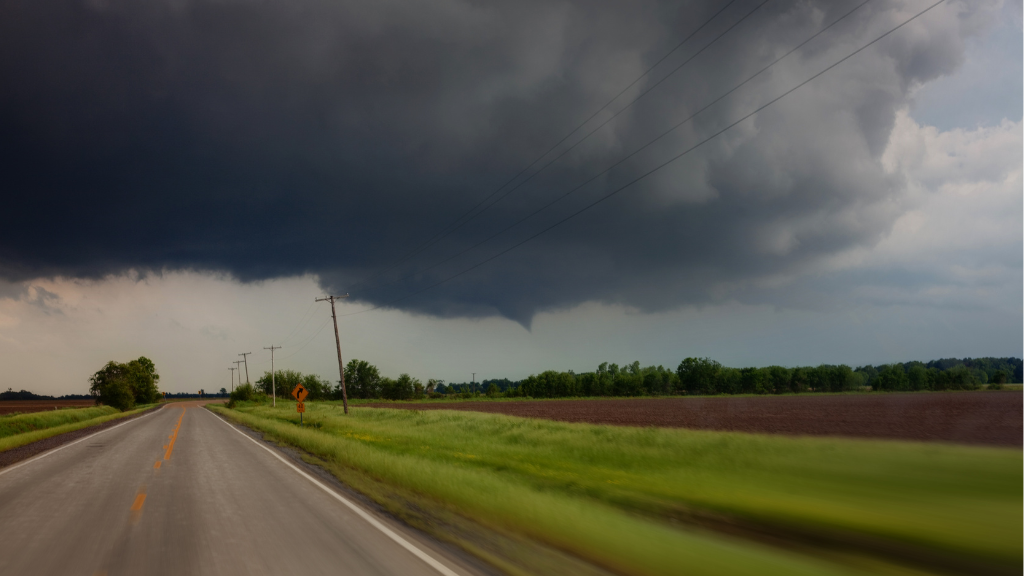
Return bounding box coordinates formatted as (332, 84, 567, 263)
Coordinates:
(0, 400, 95, 415)
(364, 391, 1022, 447)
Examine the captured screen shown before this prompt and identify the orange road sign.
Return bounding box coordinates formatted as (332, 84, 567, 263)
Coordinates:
(291, 384, 309, 402)
(296, 401, 306, 413)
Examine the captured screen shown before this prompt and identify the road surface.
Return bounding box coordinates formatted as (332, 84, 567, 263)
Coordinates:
(0, 403, 486, 576)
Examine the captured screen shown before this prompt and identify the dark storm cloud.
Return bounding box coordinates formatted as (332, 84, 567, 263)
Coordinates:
(0, 0, 999, 325)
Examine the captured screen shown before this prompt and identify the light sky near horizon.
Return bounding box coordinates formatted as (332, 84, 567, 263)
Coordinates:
(0, 0, 1020, 395)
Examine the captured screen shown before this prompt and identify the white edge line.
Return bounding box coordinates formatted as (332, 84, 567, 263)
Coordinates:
(207, 408, 461, 576)
(0, 406, 162, 479)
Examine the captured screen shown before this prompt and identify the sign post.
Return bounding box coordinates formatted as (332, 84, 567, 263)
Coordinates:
(291, 384, 309, 424)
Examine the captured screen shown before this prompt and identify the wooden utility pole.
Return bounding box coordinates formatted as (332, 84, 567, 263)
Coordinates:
(228, 367, 236, 392)
(316, 294, 350, 413)
(264, 345, 281, 407)
(234, 360, 244, 388)
(238, 352, 252, 385)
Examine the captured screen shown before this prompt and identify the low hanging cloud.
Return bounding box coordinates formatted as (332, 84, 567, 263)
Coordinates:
(0, 0, 1013, 326)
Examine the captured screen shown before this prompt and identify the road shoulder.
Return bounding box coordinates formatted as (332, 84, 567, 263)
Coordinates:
(204, 405, 610, 576)
(0, 405, 159, 469)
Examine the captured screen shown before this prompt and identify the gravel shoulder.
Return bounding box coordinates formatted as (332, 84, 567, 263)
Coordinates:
(363, 391, 1022, 447)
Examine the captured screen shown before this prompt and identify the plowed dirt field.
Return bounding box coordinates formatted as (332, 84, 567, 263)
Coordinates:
(0, 400, 94, 415)
(365, 391, 1022, 446)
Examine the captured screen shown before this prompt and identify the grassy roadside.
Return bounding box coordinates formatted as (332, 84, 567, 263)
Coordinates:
(0, 404, 159, 453)
(209, 403, 1020, 575)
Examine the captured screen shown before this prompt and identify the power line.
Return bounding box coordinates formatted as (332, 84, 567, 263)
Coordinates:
(316, 294, 351, 414)
(340, 0, 947, 317)
(278, 317, 332, 361)
(279, 299, 318, 346)
(238, 352, 252, 385)
(344, 0, 753, 293)
(351, 0, 876, 298)
(264, 345, 281, 407)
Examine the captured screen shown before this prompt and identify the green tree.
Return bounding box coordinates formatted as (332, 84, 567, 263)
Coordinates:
(714, 367, 742, 394)
(789, 368, 810, 393)
(907, 365, 929, 391)
(125, 357, 162, 404)
(344, 359, 382, 399)
(677, 357, 722, 395)
(302, 373, 332, 401)
(873, 364, 909, 392)
(89, 361, 135, 411)
(765, 366, 792, 394)
(945, 365, 978, 390)
(740, 367, 772, 394)
(381, 373, 419, 400)
(88, 357, 161, 410)
(256, 369, 303, 398)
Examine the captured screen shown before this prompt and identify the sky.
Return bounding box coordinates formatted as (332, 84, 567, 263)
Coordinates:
(0, 0, 1020, 394)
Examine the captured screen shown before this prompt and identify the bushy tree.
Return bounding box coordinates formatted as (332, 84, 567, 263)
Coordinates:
(229, 383, 256, 405)
(255, 370, 332, 400)
(677, 357, 722, 395)
(765, 366, 793, 394)
(715, 367, 742, 394)
(944, 365, 978, 390)
(344, 359, 382, 399)
(873, 364, 909, 391)
(519, 371, 580, 398)
(789, 367, 810, 393)
(88, 357, 161, 411)
(740, 367, 772, 394)
(382, 374, 419, 400)
(907, 365, 929, 391)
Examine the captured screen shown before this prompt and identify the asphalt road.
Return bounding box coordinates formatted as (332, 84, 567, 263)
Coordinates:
(0, 403, 486, 576)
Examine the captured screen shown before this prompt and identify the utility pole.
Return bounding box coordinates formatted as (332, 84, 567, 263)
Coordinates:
(239, 352, 251, 385)
(472, 373, 476, 393)
(229, 367, 236, 392)
(234, 360, 244, 388)
(264, 345, 281, 407)
(316, 294, 350, 414)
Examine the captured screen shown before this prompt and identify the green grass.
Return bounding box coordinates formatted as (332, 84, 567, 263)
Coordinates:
(210, 403, 1021, 576)
(0, 404, 157, 453)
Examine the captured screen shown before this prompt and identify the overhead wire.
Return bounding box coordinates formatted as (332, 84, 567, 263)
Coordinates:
(278, 299, 318, 346)
(278, 316, 333, 362)
(343, 0, 748, 293)
(349, 0, 875, 298)
(339, 0, 947, 317)
(239, 297, 319, 374)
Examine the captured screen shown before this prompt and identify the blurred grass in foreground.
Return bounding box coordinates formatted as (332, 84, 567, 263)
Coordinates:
(0, 404, 156, 453)
(210, 402, 1021, 576)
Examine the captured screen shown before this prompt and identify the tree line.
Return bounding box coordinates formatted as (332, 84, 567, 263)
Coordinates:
(234, 362, 429, 404)
(230, 356, 1019, 404)
(510, 357, 1019, 398)
(1, 389, 92, 401)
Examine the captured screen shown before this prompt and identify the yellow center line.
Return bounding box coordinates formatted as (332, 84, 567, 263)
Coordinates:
(163, 408, 186, 461)
(129, 487, 147, 524)
(153, 461, 161, 469)
(130, 492, 146, 511)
